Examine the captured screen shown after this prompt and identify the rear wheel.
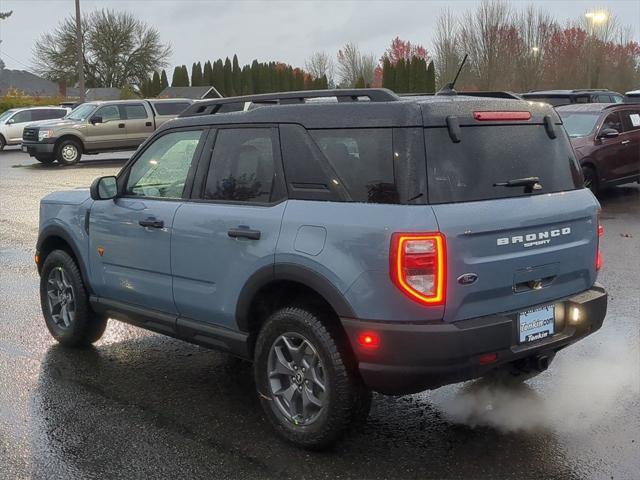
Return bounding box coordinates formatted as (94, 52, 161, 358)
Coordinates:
(56, 139, 82, 166)
(254, 306, 371, 450)
(40, 250, 107, 347)
(582, 165, 599, 195)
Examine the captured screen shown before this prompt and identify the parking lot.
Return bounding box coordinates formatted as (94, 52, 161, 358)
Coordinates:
(1, 147, 638, 479)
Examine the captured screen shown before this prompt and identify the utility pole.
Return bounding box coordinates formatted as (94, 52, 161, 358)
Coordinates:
(75, 0, 85, 102)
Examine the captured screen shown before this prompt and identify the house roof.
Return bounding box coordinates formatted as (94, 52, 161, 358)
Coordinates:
(85, 87, 121, 101)
(158, 86, 221, 100)
(0, 69, 59, 96)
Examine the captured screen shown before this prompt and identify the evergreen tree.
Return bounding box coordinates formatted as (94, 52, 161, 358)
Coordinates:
(171, 66, 182, 86)
(382, 57, 394, 92)
(160, 69, 169, 89)
(355, 76, 366, 88)
(241, 65, 253, 94)
(251, 60, 260, 93)
(181, 65, 190, 86)
(223, 57, 233, 96)
(203, 60, 213, 86)
(191, 62, 203, 86)
(232, 54, 241, 95)
(426, 60, 436, 93)
(213, 59, 224, 94)
(151, 71, 161, 96)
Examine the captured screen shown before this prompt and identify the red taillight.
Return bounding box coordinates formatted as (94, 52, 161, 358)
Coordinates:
(473, 111, 531, 121)
(390, 232, 446, 305)
(357, 332, 380, 349)
(479, 353, 498, 365)
(596, 217, 604, 271)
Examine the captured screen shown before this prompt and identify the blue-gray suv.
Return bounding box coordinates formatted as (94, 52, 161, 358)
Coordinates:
(36, 89, 608, 449)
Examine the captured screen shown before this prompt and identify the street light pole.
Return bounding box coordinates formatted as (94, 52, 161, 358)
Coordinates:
(75, 0, 85, 102)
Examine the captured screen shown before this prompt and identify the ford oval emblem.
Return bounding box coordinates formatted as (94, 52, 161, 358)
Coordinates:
(457, 273, 478, 285)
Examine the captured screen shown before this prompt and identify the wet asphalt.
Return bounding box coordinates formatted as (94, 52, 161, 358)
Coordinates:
(0, 148, 638, 480)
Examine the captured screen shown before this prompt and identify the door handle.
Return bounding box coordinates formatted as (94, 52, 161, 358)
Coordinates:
(621, 140, 631, 145)
(145, 121, 152, 127)
(139, 217, 164, 228)
(118, 123, 125, 128)
(228, 227, 261, 240)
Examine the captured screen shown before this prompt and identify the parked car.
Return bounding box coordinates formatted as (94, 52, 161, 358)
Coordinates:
(521, 89, 625, 106)
(626, 90, 640, 103)
(21, 98, 193, 165)
(556, 103, 640, 193)
(0, 106, 69, 151)
(36, 89, 607, 449)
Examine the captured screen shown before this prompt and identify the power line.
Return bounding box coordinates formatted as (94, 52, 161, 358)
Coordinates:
(0, 48, 37, 74)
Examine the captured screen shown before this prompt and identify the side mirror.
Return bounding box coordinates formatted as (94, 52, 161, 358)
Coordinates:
(90, 176, 118, 200)
(89, 115, 103, 125)
(599, 128, 619, 139)
(6, 118, 14, 125)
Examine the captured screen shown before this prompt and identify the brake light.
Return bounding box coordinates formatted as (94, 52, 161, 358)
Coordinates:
(390, 232, 446, 305)
(473, 111, 531, 121)
(596, 217, 604, 271)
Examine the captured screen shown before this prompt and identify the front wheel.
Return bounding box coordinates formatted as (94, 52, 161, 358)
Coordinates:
(56, 139, 82, 166)
(254, 307, 371, 450)
(40, 250, 107, 346)
(0, 136, 5, 151)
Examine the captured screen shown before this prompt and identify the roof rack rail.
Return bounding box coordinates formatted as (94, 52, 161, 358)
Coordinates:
(179, 88, 399, 117)
(398, 91, 522, 100)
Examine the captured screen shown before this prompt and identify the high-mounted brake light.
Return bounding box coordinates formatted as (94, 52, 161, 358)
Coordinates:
(390, 232, 446, 305)
(596, 215, 604, 271)
(473, 111, 531, 121)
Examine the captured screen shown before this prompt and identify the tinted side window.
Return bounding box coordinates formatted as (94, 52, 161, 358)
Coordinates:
(621, 110, 640, 132)
(126, 130, 203, 198)
(153, 102, 190, 115)
(124, 104, 148, 119)
(204, 128, 275, 203)
(309, 129, 396, 203)
(596, 95, 612, 103)
(11, 111, 32, 123)
(95, 105, 121, 122)
(602, 112, 623, 132)
(574, 96, 589, 103)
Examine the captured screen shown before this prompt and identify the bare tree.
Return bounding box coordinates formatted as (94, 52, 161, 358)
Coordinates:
(360, 53, 377, 86)
(337, 42, 377, 87)
(305, 51, 335, 86)
(433, 8, 464, 88)
(33, 9, 171, 89)
(513, 6, 557, 91)
(459, 0, 515, 90)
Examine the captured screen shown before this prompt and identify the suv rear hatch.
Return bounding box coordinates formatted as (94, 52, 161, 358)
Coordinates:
(421, 101, 600, 323)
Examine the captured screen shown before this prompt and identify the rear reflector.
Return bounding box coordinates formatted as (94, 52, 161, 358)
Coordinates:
(479, 353, 498, 365)
(357, 332, 380, 349)
(596, 217, 604, 271)
(390, 232, 446, 306)
(474, 111, 531, 121)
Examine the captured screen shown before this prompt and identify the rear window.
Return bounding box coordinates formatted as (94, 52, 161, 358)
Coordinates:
(425, 126, 581, 204)
(557, 111, 600, 138)
(309, 129, 397, 203)
(526, 96, 571, 107)
(152, 102, 191, 115)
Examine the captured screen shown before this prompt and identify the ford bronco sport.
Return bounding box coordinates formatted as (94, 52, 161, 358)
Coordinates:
(36, 88, 607, 449)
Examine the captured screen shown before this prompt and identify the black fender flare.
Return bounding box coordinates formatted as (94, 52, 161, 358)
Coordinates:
(37, 224, 92, 293)
(235, 263, 356, 332)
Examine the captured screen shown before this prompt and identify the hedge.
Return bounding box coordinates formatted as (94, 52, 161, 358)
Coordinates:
(0, 94, 65, 115)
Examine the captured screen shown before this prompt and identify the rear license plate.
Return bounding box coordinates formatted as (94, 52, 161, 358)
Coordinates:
(518, 305, 555, 343)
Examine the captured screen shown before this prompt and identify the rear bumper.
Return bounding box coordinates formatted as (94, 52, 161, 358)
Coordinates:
(341, 285, 607, 394)
(22, 140, 55, 158)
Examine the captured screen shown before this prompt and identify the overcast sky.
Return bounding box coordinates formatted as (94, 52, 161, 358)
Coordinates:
(1, 0, 639, 74)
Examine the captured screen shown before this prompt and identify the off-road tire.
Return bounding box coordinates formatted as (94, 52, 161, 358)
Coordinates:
(56, 138, 82, 166)
(40, 249, 107, 347)
(254, 306, 371, 450)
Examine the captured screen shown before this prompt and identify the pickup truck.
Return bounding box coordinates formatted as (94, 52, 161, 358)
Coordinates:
(22, 98, 193, 165)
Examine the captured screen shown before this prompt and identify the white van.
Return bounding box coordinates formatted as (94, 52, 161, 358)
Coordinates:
(0, 106, 69, 150)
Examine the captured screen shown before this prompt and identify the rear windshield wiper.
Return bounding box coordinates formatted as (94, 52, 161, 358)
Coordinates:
(494, 176, 542, 193)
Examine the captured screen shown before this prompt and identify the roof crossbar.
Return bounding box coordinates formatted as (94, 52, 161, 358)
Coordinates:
(179, 88, 400, 117)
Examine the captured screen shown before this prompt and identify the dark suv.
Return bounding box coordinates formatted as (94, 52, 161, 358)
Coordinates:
(521, 89, 625, 106)
(556, 103, 640, 193)
(36, 89, 607, 448)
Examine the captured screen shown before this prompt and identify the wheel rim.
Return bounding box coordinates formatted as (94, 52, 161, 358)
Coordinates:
(46, 266, 76, 328)
(61, 145, 78, 162)
(267, 332, 327, 426)
(583, 169, 594, 191)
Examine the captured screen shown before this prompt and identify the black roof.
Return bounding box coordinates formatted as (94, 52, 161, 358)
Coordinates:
(522, 89, 622, 96)
(161, 88, 559, 133)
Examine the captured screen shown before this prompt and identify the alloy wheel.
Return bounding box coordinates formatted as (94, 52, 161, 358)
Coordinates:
(46, 266, 76, 328)
(267, 332, 327, 426)
(61, 145, 78, 162)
